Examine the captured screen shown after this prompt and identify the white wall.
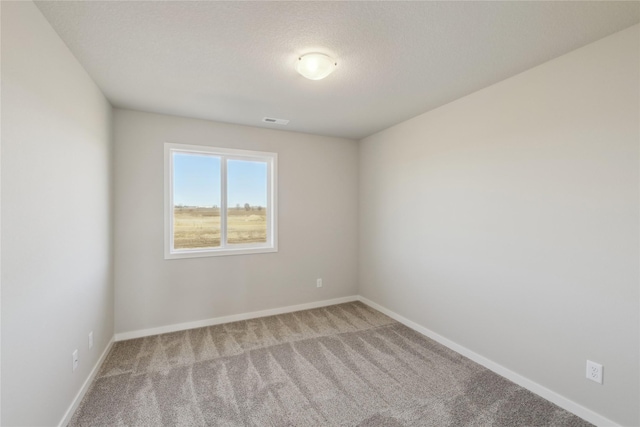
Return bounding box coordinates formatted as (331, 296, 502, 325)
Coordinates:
(1, 2, 114, 426)
(359, 25, 639, 426)
(113, 109, 358, 334)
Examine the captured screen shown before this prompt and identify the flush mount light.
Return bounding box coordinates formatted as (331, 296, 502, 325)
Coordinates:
(295, 53, 337, 80)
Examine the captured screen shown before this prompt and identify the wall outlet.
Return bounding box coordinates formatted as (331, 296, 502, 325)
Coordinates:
(89, 331, 94, 349)
(316, 278, 323, 288)
(72, 349, 79, 372)
(586, 360, 603, 384)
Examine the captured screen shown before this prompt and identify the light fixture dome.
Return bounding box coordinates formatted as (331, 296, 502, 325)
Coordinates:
(295, 53, 337, 80)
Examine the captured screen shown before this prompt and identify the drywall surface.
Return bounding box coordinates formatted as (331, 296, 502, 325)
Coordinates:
(359, 25, 639, 425)
(1, 2, 114, 426)
(113, 109, 358, 334)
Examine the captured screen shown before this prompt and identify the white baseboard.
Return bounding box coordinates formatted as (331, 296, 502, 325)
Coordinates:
(115, 295, 359, 341)
(58, 336, 114, 427)
(357, 296, 619, 427)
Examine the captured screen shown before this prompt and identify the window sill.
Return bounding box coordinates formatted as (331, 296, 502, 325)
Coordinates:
(164, 246, 278, 259)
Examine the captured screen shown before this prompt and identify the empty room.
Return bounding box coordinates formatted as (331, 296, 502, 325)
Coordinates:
(2, 1, 639, 426)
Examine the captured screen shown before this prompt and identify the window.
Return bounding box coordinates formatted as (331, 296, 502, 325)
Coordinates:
(164, 143, 277, 258)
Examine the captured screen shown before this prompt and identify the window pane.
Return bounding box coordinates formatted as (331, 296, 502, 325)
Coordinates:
(173, 153, 221, 249)
(227, 159, 268, 244)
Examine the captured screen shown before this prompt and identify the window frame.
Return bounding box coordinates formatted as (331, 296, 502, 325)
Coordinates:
(164, 143, 278, 259)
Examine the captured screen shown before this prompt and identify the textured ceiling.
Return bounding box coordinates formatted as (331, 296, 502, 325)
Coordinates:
(35, 1, 639, 140)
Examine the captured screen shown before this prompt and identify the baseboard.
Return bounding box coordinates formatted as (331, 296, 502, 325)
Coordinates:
(357, 296, 619, 427)
(57, 336, 114, 427)
(115, 295, 359, 341)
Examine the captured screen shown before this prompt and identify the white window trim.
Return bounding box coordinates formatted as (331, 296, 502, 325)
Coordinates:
(164, 143, 278, 259)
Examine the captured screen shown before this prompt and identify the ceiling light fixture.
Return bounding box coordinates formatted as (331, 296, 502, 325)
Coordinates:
(295, 53, 337, 80)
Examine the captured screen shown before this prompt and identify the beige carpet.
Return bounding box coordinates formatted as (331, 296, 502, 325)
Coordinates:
(70, 302, 592, 426)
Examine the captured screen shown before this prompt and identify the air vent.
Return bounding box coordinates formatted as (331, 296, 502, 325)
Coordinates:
(262, 117, 289, 125)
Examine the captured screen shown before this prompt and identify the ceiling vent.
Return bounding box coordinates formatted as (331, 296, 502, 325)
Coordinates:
(262, 117, 289, 125)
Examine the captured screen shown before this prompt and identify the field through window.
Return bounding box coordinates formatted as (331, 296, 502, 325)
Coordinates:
(173, 206, 267, 249)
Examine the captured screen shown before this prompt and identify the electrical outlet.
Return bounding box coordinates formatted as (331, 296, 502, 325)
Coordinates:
(72, 349, 79, 372)
(586, 360, 603, 384)
(316, 278, 323, 288)
(89, 331, 94, 349)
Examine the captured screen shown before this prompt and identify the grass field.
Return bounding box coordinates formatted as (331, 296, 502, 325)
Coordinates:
(173, 207, 267, 249)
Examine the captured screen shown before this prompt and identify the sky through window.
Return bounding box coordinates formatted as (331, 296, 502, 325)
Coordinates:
(173, 153, 267, 207)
